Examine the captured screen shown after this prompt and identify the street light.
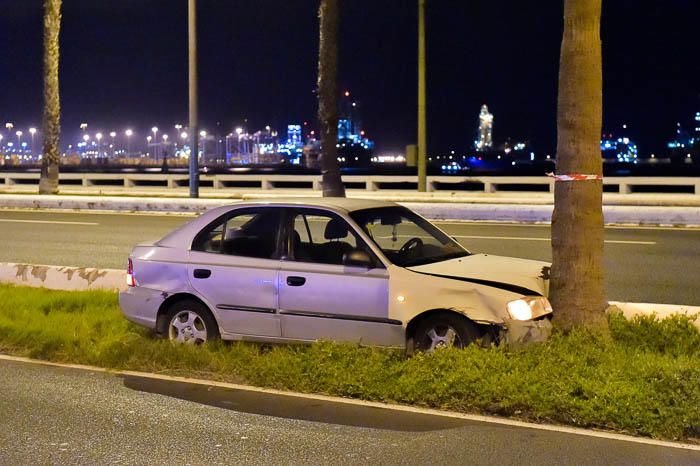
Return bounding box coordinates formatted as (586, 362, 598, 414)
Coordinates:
(96, 132, 103, 159)
(188, 0, 199, 197)
(16, 131, 23, 151)
(417, 0, 427, 192)
(29, 127, 37, 157)
(152, 127, 159, 160)
(110, 131, 117, 158)
(125, 129, 133, 156)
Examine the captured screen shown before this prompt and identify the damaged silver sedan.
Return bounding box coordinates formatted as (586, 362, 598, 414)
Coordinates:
(119, 198, 553, 352)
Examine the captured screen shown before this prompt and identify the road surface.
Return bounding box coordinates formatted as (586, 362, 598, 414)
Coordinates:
(0, 359, 697, 465)
(0, 209, 698, 304)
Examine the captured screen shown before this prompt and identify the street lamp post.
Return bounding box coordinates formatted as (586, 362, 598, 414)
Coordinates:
(125, 129, 133, 157)
(110, 131, 117, 158)
(29, 128, 37, 157)
(16, 131, 23, 153)
(417, 0, 427, 192)
(188, 0, 200, 198)
(151, 127, 159, 161)
(96, 132, 103, 161)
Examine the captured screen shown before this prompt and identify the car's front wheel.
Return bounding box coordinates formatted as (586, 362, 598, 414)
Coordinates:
(165, 300, 219, 345)
(412, 313, 481, 353)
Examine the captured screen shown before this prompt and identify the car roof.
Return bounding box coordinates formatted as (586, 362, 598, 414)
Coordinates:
(155, 197, 399, 249)
(230, 197, 398, 213)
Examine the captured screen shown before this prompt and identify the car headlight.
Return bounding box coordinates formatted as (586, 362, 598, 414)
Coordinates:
(506, 297, 553, 321)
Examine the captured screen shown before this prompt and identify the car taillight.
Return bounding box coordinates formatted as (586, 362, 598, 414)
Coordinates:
(126, 258, 136, 287)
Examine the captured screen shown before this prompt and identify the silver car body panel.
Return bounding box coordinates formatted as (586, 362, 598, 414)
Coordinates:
(119, 198, 553, 348)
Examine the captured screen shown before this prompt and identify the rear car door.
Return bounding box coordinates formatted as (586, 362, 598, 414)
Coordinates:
(278, 208, 402, 346)
(188, 207, 284, 338)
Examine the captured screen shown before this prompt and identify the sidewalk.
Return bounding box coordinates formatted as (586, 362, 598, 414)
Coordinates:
(2, 190, 700, 225)
(3, 184, 700, 206)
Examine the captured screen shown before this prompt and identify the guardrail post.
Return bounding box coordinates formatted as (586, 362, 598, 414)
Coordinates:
(261, 179, 273, 190)
(312, 179, 322, 191)
(5, 177, 14, 186)
(167, 176, 177, 189)
(484, 181, 496, 193)
(124, 177, 134, 188)
(366, 180, 378, 191)
(695, 183, 700, 196)
(619, 183, 632, 194)
(213, 177, 224, 189)
(82, 175, 91, 187)
(426, 179, 435, 192)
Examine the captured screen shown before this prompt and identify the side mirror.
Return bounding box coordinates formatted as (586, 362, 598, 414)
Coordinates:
(343, 249, 373, 268)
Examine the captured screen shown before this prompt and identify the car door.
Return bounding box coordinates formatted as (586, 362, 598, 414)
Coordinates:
(278, 208, 402, 346)
(188, 207, 283, 338)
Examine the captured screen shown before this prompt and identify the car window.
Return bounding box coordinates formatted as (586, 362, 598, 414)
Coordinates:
(291, 212, 366, 265)
(350, 207, 469, 267)
(193, 208, 282, 259)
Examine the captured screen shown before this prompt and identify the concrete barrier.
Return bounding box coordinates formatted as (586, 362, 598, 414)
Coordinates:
(2, 172, 700, 195)
(0, 263, 125, 292)
(609, 301, 700, 329)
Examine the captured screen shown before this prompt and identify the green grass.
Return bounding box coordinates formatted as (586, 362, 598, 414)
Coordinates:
(0, 284, 698, 441)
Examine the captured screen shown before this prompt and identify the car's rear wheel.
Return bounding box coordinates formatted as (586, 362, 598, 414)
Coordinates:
(412, 313, 481, 353)
(165, 300, 219, 345)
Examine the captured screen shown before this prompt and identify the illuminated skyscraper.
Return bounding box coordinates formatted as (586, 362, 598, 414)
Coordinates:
(475, 104, 494, 151)
(287, 125, 302, 146)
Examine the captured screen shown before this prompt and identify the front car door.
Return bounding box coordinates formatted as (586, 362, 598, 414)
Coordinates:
(188, 207, 284, 338)
(278, 208, 403, 346)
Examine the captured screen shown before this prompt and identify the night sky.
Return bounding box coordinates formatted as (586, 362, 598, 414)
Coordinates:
(0, 0, 698, 155)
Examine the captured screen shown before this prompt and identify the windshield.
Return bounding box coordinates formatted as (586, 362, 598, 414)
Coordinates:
(350, 207, 470, 267)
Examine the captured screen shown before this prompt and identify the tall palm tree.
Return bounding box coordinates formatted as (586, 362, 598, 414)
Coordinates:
(38, 0, 62, 195)
(550, 0, 606, 330)
(317, 0, 345, 197)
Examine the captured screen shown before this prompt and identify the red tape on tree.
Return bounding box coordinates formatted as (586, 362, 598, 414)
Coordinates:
(546, 172, 602, 182)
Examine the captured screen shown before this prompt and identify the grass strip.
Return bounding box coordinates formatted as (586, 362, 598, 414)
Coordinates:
(0, 284, 698, 441)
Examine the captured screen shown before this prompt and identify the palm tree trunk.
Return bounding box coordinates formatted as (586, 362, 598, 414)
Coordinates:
(317, 0, 345, 197)
(39, 0, 62, 195)
(550, 0, 606, 330)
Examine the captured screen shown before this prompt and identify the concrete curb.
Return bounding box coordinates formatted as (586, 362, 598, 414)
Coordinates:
(0, 263, 125, 292)
(1, 353, 697, 451)
(1, 263, 698, 329)
(609, 301, 700, 328)
(2, 194, 700, 225)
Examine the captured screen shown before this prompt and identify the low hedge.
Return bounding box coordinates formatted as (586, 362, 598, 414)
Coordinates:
(0, 285, 698, 441)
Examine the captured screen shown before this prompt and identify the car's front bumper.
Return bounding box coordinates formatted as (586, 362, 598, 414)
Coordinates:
(501, 317, 553, 347)
(118, 286, 165, 330)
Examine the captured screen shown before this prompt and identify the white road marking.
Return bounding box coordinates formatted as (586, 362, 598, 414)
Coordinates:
(453, 235, 656, 245)
(436, 220, 700, 231)
(0, 218, 99, 226)
(0, 354, 697, 451)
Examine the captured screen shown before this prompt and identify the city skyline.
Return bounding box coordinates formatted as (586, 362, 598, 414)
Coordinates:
(0, 0, 698, 155)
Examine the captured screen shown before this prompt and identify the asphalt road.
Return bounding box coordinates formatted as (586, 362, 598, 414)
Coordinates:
(0, 210, 698, 305)
(0, 359, 697, 465)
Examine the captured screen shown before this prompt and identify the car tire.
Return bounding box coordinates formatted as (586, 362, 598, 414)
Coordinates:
(411, 313, 481, 353)
(164, 299, 220, 345)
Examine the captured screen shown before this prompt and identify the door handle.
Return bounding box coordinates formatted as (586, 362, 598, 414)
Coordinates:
(286, 276, 306, 287)
(193, 269, 211, 279)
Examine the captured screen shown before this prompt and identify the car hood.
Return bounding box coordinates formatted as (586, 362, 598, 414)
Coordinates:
(406, 254, 550, 297)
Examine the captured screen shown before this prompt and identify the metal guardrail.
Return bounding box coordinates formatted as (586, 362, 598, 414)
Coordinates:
(2, 172, 699, 194)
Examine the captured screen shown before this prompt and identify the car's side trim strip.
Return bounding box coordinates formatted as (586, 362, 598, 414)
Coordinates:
(279, 310, 403, 326)
(216, 304, 276, 314)
(411, 271, 542, 297)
